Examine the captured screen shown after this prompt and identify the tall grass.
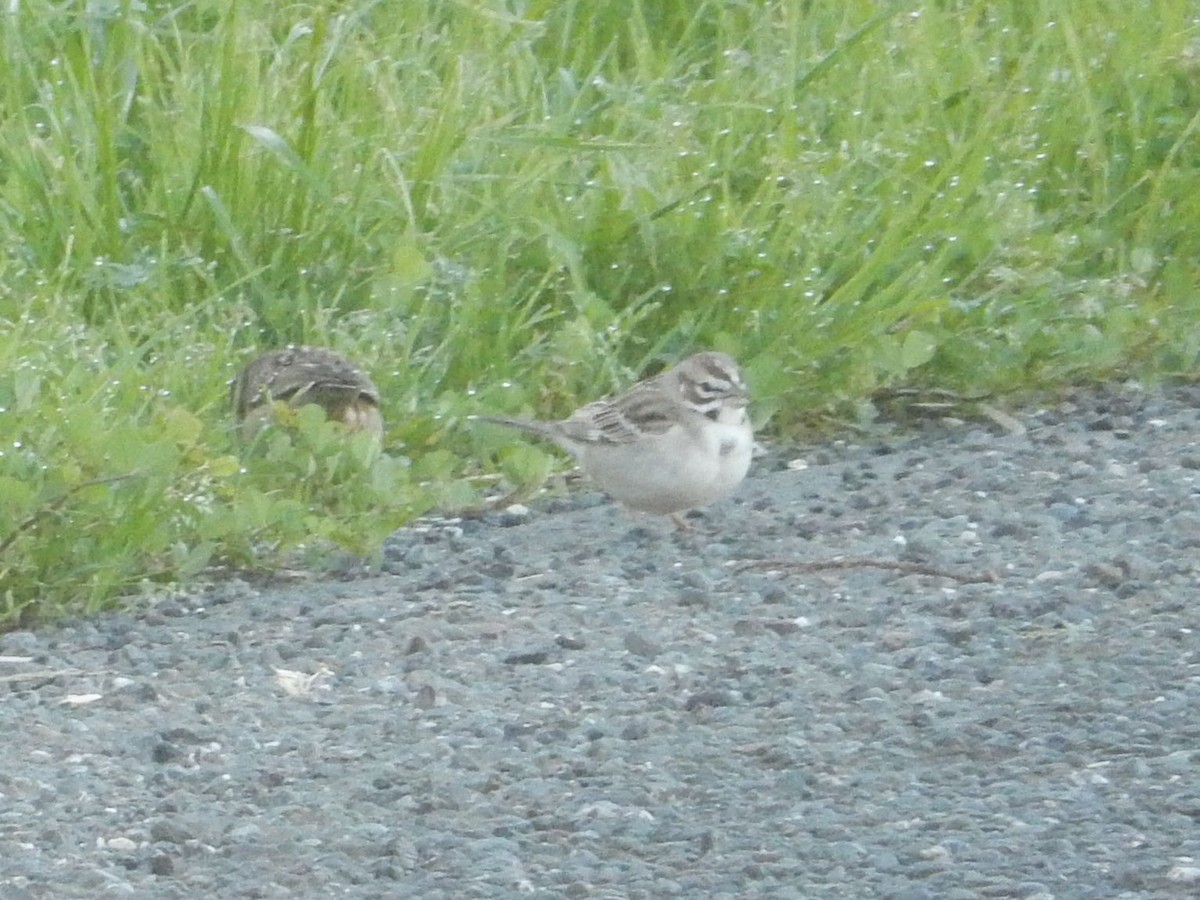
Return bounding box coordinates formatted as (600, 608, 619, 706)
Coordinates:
(2, 0, 1198, 626)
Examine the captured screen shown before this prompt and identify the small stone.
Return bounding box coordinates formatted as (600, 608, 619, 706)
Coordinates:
(150, 854, 175, 876)
(764, 619, 802, 636)
(623, 633, 661, 659)
(684, 690, 735, 711)
(1167, 865, 1200, 883)
(149, 820, 192, 845)
(413, 684, 437, 709)
(620, 721, 649, 740)
(226, 824, 261, 843)
(503, 650, 549, 665)
(372, 676, 406, 695)
(732, 618, 761, 637)
(1084, 561, 1128, 589)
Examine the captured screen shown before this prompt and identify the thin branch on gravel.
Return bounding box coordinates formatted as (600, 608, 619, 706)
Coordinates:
(870, 387, 1028, 436)
(733, 557, 999, 584)
(0, 472, 144, 556)
(0, 668, 84, 685)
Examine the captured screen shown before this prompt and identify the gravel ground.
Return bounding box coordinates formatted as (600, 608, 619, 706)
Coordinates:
(2, 383, 1199, 899)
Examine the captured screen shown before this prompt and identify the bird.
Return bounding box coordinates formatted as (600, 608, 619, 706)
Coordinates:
(230, 346, 383, 442)
(477, 351, 753, 524)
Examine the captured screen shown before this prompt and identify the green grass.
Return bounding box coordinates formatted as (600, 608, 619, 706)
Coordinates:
(2, 0, 1198, 626)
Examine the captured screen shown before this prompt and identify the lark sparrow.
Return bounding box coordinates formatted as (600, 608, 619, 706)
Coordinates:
(231, 346, 383, 441)
(478, 351, 753, 521)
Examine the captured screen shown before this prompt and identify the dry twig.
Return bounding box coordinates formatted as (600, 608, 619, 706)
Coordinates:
(733, 557, 998, 584)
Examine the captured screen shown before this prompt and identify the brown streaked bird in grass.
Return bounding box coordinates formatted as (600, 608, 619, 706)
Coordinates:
(231, 346, 383, 441)
(476, 351, 753, 526)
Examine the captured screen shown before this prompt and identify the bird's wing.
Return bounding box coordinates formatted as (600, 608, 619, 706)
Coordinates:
(559, 386, 681, 445)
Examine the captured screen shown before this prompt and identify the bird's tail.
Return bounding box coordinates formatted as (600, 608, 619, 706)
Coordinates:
(472, 414, 556, 439)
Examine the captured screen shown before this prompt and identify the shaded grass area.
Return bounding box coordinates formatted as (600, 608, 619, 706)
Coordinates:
(1, 0, 1197, 626)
